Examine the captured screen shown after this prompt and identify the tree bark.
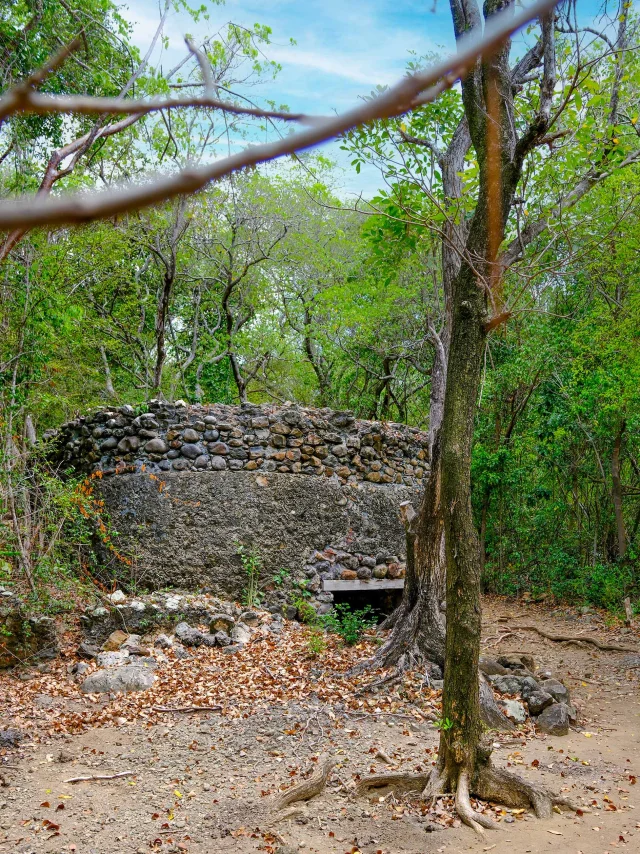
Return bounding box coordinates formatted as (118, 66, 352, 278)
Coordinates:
(611, 420, 627, 559)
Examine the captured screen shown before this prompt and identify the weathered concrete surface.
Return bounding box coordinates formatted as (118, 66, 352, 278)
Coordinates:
(97, 470, 417, 596)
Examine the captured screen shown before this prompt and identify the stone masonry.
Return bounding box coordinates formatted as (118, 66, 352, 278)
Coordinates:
(50, 401, 429, 608)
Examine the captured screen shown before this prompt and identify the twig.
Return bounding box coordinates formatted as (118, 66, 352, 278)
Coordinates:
(151, 705, 222, 713)
(0, 0, 558, 230)
(63, 771, 135, 783)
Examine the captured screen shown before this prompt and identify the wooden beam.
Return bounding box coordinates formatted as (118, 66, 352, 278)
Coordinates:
(322, 579, 405, 592)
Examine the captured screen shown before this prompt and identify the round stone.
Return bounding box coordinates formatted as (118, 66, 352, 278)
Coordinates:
(210, 456, 226, 471)
(209, 442, 229, 455)
(182, 428, 200, 443)
(144, 438, 169, 454)
(194, 454, 209, 468)
(181, 442, 205, 459)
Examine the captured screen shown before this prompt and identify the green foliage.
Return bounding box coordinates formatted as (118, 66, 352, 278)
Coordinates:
(306, 627, 327, 658)
(321, 603, 377, 645)
(294, 597, 317, 624)
(236, 542, 263, 608)
(273, 567, 291, 587)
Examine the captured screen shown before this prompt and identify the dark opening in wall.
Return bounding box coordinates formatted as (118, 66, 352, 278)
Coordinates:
(331, 587, 403, 622)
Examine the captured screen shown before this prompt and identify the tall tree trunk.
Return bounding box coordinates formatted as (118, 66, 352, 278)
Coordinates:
(438, 247, 487, 789)
(153, 268, 173, 397)
(612, 420, 627, 559)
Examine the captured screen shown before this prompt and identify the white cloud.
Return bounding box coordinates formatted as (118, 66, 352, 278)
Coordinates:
(267, 45, 390, 86)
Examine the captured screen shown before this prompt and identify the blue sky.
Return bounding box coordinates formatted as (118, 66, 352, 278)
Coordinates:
(119, 0, 608, 196)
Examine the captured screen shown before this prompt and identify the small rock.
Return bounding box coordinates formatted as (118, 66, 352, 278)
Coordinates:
(239, 610, 260, 627)
(479, 656, 509, 676)
(497, 653, 535, 672)
(490, 675, 526, 695)
(80, 665, 156, 694)
(539, 678, 570, 704)
(108, 590, 127, 604)
(231, 623, 252, 645)
(357, 567, 372, 580)
(101, 630, 129, 651)
(526, 690, 554, 716)
(500, 699, 527, 723)
(340, 569, 358, 580)
(57, 749, 74, 763)
(172, 643, 191, 660)
(0, 728, 23, 747)
(144, 438, 169, 454)
(372, 564, 388, 579)
(77, 641, 100, 659)
(174, 622, 205, 647)
(535, 703, 570, 736)
(74, 661, 91, 679)
(154, 634, 173, 649)
(214, 631, 232, 647)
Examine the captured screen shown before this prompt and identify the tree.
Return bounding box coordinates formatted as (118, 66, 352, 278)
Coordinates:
(358, 0, 640, 830)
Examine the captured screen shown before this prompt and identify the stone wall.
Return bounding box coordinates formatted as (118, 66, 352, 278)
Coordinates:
(51, 399, 429, 486)
(50, 401, 429, 609)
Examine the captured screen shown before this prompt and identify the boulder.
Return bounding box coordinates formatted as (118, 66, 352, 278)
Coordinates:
(80, 665, 156, 694)
(526, 690, 554, 716)
(535, 702, 570, 736)
(96, 650, 130, 668)
(174, 622, 205, 647)
(539, 678, 570, 705)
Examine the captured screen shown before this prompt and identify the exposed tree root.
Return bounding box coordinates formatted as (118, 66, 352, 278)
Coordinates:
(456, 770, 497, 834)
(272, 755, 337, 812)
(512, 623, 637, 653)
(357, 742, 578, 834)
(356, 770, 431, 797)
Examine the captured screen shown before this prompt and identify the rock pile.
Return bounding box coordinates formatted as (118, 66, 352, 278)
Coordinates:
(76, 603, 277, 693)
(50, 400, 430, 487)
(81, 590, 253, 645)
(480, 653, 576, 736)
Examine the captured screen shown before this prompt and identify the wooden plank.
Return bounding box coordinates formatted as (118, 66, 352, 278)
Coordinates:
(322, 579, 405, 592)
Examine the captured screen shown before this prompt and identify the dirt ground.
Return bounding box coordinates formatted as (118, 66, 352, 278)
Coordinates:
(1, 597, 639, 854)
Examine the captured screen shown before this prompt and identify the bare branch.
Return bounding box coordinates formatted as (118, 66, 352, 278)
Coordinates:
(0, 0, 559, 232)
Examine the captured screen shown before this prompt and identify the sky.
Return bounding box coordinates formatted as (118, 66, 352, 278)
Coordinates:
(119, 0, 609, 196)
